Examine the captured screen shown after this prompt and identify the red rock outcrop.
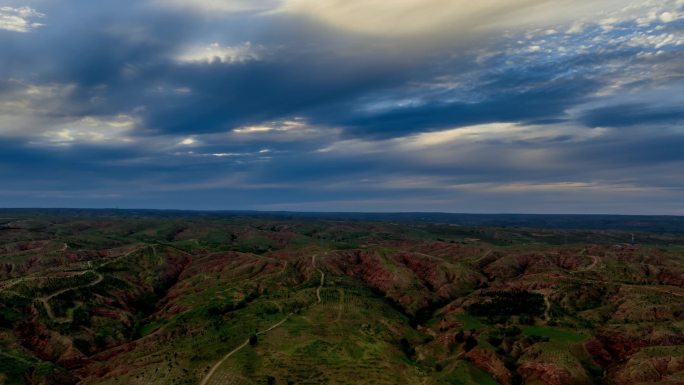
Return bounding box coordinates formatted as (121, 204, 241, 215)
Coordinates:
(519, 362, 575, 385)
(466, 347, 511, 385)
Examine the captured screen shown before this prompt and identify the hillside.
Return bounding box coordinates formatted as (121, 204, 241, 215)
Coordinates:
(0, 212, 682, 385)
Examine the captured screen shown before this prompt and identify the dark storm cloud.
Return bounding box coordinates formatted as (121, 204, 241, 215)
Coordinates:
(580, 104, 684, 128)
(333, 77, 598, 138)
(142, 56, 411, 135)
(1, 1, 421, 136)
(0, 1, 649, 138)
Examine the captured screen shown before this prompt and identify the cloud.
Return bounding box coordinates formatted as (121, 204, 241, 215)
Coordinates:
(233, 118, 306, 133)
(0, 0, 683, 213)
(317, 122, 608, 170)
(0, 79, 139, 146)
(580, 103, 684, 128)
(156, 0, 632, 39)
(0, 6, 44, 32)
(152, 0, 279, 14)
(175, 42, 263, 64)
(277, 0, 609, 37)
(38, 115, 138, 146)
(0, 80, 76, 116)
(397, 123, 606, 148)
(178, 137, 197, 145)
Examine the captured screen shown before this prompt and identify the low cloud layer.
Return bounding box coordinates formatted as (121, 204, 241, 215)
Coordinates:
(1, 0, 683, 213)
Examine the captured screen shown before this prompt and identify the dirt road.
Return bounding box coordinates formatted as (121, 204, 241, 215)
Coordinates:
(311, 254, 326, 304)
(199, 252, 327, 385)
(198, 313, 293, 385)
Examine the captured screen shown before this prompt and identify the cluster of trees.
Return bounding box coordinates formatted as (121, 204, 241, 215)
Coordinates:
(454, 330, 479, 352)
(467, 291, 545, 322)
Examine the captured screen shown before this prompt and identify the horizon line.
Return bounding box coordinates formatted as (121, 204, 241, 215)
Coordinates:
(1, 207, 683, 218)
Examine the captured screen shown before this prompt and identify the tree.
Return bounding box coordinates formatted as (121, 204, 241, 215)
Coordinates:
(464, 335, 478, 352)
(487, 335, 502, 347)
(519, 314, 534, 325)
(399, 338, 415, 358)
(511, 373, 523, 385)
(249, 334, 258, 346)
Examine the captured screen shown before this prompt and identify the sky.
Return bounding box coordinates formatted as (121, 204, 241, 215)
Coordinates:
(1, 0, 684, 214)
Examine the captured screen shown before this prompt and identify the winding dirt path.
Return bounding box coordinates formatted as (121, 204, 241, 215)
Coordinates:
(624, 284, 684, 299)
(580, 255, 600, 271)
(335, 289, 344, 322)
(32, 246, 145, 322)
(39, 272, 103, 322)
(543, 292, 551, 320)
(555, 274, 684, 299)
(199, 252, 328, 385)
(0, 245, 145, 295)
(198, 314, 293, 385)
(312, 254, 325, 304)
(479, 249, 492, 261)
(0, 273, 86, 293)
(0, 351, 32, 364)
(199, 340, 248, 385)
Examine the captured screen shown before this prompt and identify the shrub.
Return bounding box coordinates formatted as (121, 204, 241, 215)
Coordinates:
(464, 335, 478, 352)
(488, 335, 503, 347)
(399, 338, 415, 358)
